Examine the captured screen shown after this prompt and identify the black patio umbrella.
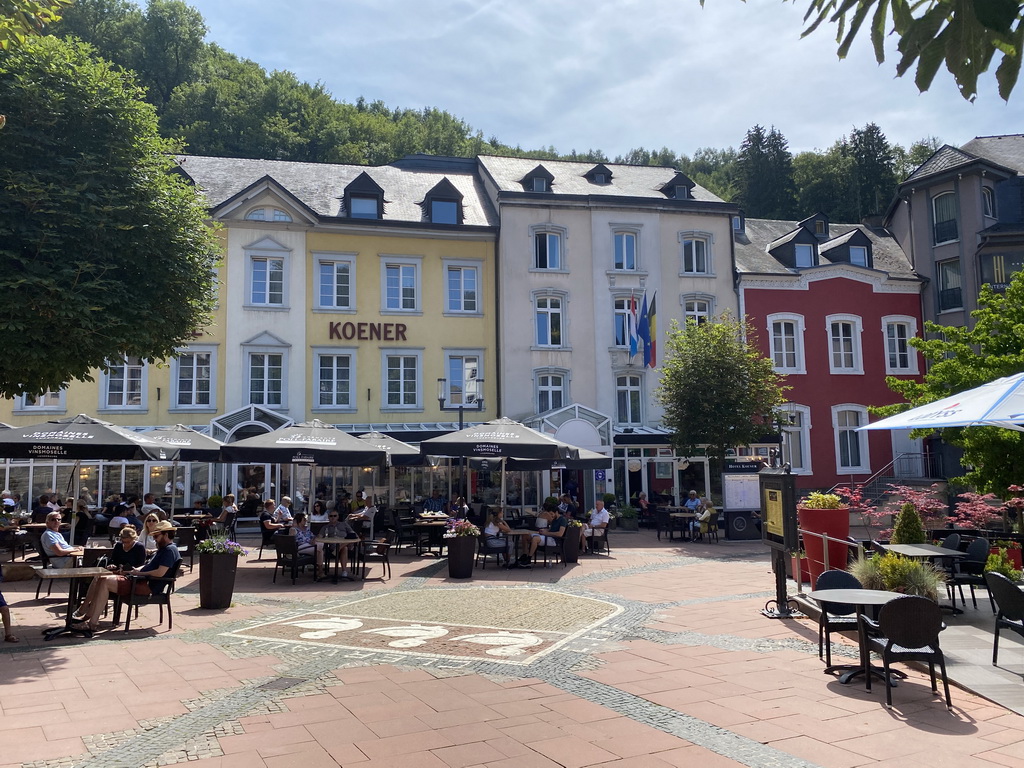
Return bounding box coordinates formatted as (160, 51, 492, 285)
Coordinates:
(143, 424, 224, 462)
(220, 419, 386, 467)
(357, 432, 431, 467)
(419, 417, 580, 460)
(0, 414, 174, 461)
(499, 447, 611, 471)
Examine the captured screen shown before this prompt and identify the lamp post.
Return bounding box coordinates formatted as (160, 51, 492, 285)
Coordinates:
(437, 376, 484, 499)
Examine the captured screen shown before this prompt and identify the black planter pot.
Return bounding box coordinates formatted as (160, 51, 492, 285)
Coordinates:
(618, 517, 639, 531)
(199, 553, 238, 609)
(447, 536, 476, 579)
(562, 529, 581, 563)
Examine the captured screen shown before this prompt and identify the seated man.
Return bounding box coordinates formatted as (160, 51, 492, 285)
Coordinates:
(422, 489, 447, 513)
(525, 507, 569, 563)
(317, 511, 360, 581)
(40, 511, 82, 568)
(581, 499, 610, 552)
(72, 520, 180, 632)
(260, 500, 285, 549)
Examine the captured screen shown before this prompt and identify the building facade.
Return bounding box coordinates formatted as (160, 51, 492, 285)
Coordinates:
(736, 213, 926, 491)
(477, 156, 740, 506)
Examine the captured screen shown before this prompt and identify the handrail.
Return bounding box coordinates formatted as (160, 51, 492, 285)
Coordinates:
(826, 451, 924, 495)
(792, 527, 866, 596)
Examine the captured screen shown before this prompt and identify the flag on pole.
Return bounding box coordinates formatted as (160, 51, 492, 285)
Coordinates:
(627, 292, 639, 357)
(648, 292, 657, 367)
(637, 292, 651, 367)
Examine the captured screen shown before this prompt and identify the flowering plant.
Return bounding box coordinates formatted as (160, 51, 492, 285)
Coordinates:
(195, 536, 248, 556)
(443, 519, 480, 539)
(566, 519, 583, 528)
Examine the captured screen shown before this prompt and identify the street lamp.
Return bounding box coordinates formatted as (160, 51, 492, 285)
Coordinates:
(437, 375, 484, 498)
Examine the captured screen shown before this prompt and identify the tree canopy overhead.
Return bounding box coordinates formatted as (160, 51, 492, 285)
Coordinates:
(0, 35, 219, 398)
(657, 315, 787, 472)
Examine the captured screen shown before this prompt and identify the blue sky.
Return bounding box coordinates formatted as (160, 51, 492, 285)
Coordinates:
(181, 0, 1023, 157)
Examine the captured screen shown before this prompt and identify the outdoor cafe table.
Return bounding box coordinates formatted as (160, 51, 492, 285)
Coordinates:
(882, 543, 966, 614)
(412, 520, 449, 557)
(317, 535, 359, 583)
(806, 587, 907, 686)
(668, 511, 696, 541)
(36, 566, 111, 641)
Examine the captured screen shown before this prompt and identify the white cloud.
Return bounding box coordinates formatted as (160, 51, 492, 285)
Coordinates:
(181, 0, 1024, 157)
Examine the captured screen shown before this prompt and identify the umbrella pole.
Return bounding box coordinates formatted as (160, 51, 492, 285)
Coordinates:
(501, 458, 507, 510)
(170, 459, 179, 522)
(69, 460, 81, 544)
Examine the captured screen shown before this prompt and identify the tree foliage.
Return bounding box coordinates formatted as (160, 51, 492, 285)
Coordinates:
(797, 0, 1024, 101)
(884, 270, 1024, 495)
(736, 125, 796, 218)
(0, 35, 219, 397)
(0, 0, 71, 49)
(657, 315, 787, 470)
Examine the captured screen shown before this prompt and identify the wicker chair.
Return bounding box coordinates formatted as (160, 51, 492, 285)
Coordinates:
(814, 569, 862, 667)
(949, 538, 993, 611)
(984, 571, 1024, 666)
(861, 595, 952, 709)
(272, 535, 315, 584)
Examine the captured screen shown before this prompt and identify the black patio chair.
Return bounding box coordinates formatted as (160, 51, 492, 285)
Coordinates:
(984, 571, 1024, 666)
(358, 540, 392, 581)
(117, 558, 183, 632)
(654, 509, 680, 541)
(861, 594, 952, 709)
(935, 533, 961, 578)
(949, 537, 994, 611)
(814, 569, 862, 667)
(477, 532, 508, 569)
(175, 527, 196, 572)
(272, 534, 315, 584)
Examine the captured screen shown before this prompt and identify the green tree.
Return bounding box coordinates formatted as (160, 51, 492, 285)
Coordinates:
(848, 122, 896, 218)
(737, 125, 795, 218)
(657, 314, 787, 478)
(0, 36, 219, 398)
(1, 0, 71, 49)
(795, 0, 1024, 100)
(885, 270, 1024, 494)
(793, 143, 857, 221)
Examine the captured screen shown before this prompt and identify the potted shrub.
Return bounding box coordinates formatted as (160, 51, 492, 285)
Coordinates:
(986, 548, 1024, 581)
(444, 518, 479, 579)
(890, 503, 927, 544)
(207, 494, 223, 511)
(196, 536, 248, 610)
(797, 492, 850, 585)
(992, 540, 1024, 570)
(616, 506, 639, 532)
(602, 493, 617, 509)
(562, 519, 583, 563)
(850, 553, 946, 600)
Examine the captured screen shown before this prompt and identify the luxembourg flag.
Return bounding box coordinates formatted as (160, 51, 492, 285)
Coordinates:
(627, 292, 639, 357)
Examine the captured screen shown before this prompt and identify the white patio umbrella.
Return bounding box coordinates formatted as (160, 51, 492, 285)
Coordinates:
(860, 372, 1024, 433)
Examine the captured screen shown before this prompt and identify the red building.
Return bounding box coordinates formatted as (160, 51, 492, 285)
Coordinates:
(736, 213, 925, 490)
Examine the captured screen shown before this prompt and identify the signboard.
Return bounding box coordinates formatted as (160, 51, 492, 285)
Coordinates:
(723, 474, 760, 511)
(758, 467, 798, 552)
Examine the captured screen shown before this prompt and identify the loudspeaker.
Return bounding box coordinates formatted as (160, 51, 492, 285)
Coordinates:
(725, 510, 760, 540)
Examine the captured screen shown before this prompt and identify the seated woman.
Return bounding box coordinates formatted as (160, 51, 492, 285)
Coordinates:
(316, 511, 359, 581)
(138, 513, 162, 552)
(483, 508, 525, 566)
(107, 525, 148, 571)
(72, 521, 178, 631)
(309, 499, 329, 523)
(288, 511, 317, 559)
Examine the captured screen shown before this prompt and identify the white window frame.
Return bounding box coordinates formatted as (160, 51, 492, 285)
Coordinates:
(932, 191, 959, 245)
(314, 252, 356, 312)
(679, 230, 714, 276)
(682, 293, 715, 326)
(533, 291, 567, 350)
(245, 240, 290, 309)
(170, 345, 217, 412)
(983, 186, 996, 219)
(795, 243, 814, 268)
(381, 349, 423, 411)
(99, 356, 147, 412)
(245, 207, 292, 222)
(849, 245, 868, 267)
(779, 403, 812, 475)
(767, 313, 806, 374)
(443, 259, 482, 316)
(615, 372, 644, 426)
(379, 255, 423, 314)
(312, 347, 356, 412)
(15, 388, 66, 414)
(349, 195, 379, 219)
(832, 404, 870, 474)
(531, 177, 548, 193)
(826, 314, 864, 375)
(534, 367, 569, 414)
(529, 224, 568, 273)
(611, 226, 641, 271)
(442, 349, 483, 408)
(881, 315, 919, 375)
(937, 258, 963, 312)
(612, 296, 631, 347)
(247, 351, 285, 409)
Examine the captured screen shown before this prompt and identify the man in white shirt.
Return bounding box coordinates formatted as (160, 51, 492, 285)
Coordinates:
(141, 493, 164, 521)
(581, 500, 610, 553)
(40, 511, 82, 568)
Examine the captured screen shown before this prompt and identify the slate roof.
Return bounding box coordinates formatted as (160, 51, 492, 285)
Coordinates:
(734, 218, 917, 279)
(174, 155, 498, 227)
(904, 145, 979, 183)
(961, 135, 1024, 173)
(477, 155, 726, 203)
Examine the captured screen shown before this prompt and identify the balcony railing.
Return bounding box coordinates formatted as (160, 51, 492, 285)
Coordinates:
(933, 218, 958, 244)
(938, 287, 962, 311)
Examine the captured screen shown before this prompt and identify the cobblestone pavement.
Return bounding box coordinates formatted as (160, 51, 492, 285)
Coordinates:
(2, 533, 1023, 768)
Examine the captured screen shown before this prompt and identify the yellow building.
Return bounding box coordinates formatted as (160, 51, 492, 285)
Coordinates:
(0, 155, 497, 507)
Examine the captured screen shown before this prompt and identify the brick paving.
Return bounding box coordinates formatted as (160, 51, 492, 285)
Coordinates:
(0, 531, 1023, 767)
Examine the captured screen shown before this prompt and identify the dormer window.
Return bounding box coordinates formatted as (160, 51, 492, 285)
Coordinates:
(521, 164, 554, 193)
(423, 177, 464, 225)
(584, 163, 613, 185)
(850, 245, 868, 267)
(798, 213, 830, 239)
(343, 171, 385, 220)
(661, 171, 696, 200)
(815, 220, 825, 235)
(732, 214, 744, 233)
(795, 243, 814, 268)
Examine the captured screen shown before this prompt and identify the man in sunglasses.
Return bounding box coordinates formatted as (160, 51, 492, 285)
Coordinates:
(72, 520, 180, 632)
(317, 512, 359, 582)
